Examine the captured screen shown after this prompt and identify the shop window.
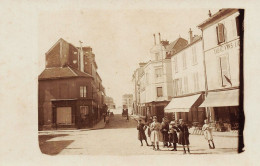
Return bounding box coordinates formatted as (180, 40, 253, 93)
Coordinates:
(216, 23, 225, 44)
(157, 87, 163, 97)
(80, 86, 87, 98)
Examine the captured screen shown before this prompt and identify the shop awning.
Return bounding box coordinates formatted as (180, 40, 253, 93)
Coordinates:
(199, 89, 239, 107)
(164, 94, 201, 113)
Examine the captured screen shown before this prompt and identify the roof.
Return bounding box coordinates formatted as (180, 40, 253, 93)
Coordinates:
(172, 36, 202, 56)
(38, 66, 93, 80)
(197, 9, 238, 29)
(45, 38, 78, 55)
(166, 37, 188, 52)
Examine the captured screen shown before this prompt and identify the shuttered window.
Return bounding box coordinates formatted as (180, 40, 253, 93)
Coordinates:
(216, 23, 225, 44)
(155, 68, 162, 78)
(236, 16, 241, 37)
(193, 72, 199, 92)
(174, 56, 178, 73)
(184, 76, 188, 94)
(219, 56, 231, 87)
(182, 52, 187, 69)
(192, 46, 197, 65)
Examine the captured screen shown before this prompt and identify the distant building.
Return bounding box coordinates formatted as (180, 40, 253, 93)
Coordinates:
(38, 38, 106, 130)
(198, 9, 241, 131)
(122, 94, 133, 112)
(105, 96, 116, 109)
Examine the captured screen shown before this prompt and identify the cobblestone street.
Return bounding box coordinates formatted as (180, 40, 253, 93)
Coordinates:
(39, 114, 238, 155)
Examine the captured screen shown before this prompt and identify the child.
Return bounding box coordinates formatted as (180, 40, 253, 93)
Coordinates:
(168, 121, 179, 151)
(202, 119, 215, 149)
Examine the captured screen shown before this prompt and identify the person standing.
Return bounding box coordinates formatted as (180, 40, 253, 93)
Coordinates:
(202, 119, 215, 149)
(137, 119, 149, 146)
(150, 116, 161, 151)
(168, 121, 179, 151)
(178, 119, 190, 154)
(161, 118, 169, 147)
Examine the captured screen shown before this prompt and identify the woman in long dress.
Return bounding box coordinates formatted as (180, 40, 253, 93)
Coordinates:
(150, 116, 161, 150)
(202, 119, 215, 149)
(178, 119, 190, 154)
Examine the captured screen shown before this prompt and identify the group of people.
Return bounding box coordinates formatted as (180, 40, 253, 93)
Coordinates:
(137, 116, 215, 154)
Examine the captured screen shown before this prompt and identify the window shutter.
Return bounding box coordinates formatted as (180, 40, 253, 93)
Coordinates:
(220, 56, 230, 86)
(236, 16, 241, 37)
(218, 23, 225, 43)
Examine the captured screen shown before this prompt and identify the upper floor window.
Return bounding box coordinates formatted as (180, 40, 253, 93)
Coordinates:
(192, 46, 197, 65)
(218, 55, 231, 87)
(155, 68, 162, 78)
(184, 76, 188, 94)
(216, 23, 225, 44)
(157, 87, 163, 97)
(155, 52, 162, 61)
(193, 72, 199, 92)
(80, 86, 87, 98)
(174, 56, 178, 73)
(173, 78, 182, 96)
(182, 52, 187, 69)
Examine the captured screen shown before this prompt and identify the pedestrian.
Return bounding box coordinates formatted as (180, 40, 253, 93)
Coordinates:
(161, 117, 169, 147)
(105, 115, 109, 124)
(146, 117, 153, 145)
(137, 119, 149, 146)
(126, 113, 129, 122)
(150, 116, 161, 151)
(202, 119, 215, 149)
(168, 121, 179, 151)
(103, 112, 106, 123)
(178, 119, 190, 154)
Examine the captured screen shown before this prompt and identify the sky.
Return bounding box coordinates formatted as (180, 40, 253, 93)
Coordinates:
(38, 9, 219, 106)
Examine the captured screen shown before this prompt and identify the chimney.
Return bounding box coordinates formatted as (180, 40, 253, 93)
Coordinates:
(153, 34, 156, 45)
(158, 32, 161, 44)
(208, 10, 212, 17)
(189, 28, 193, 43)
(79, 40, 84, 72)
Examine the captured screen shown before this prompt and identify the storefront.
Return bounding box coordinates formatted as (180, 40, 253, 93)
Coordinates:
(199, 88, 239, 131)
(164, 93, 206, 126)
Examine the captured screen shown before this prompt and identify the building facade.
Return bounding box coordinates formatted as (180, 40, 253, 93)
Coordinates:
(38, 38, 106, 130)
(104, 96, 116, 109)
(122, 94, 133, 113)
(165, 30, 206, 125)
(198, 9, 241, 131)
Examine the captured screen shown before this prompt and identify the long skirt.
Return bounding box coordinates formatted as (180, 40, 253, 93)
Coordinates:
(151, 130, 159, 142)
(162, 132, 169, 142)
(204, 130, 213, 141)
(169, 132, 178, 143)
(138, 131, 147, 141)
(178, 131, 190, 145)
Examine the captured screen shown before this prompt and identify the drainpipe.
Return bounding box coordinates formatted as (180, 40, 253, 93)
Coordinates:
(200, 29, 210, 122)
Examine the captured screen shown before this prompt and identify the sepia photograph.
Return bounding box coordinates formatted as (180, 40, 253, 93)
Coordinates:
(38, 8, 244, 155)
(2, 0, 260, 165)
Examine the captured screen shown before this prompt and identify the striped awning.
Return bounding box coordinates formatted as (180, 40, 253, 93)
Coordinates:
(199, 89, 239, 107)
(164, 94, 201, 113)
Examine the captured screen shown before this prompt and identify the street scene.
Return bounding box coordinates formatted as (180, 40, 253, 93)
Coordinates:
(39, 111, 238, 155)
(38, 8, 244, 155)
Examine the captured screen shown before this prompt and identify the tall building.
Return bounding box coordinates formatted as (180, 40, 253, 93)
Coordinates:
(38, 38, 106, 130)
(198, 9, 242, 131)
(122, 94, 133, 113)
(165, 29, 206, 125)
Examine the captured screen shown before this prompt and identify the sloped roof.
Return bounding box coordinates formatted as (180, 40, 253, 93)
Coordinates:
(172, 36, 202, 56)
(165, 37, 188, 52)
(38, 66, 93, 80)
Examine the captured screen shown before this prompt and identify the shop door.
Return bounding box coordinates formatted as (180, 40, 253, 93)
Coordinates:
(57, 107, 72, 124)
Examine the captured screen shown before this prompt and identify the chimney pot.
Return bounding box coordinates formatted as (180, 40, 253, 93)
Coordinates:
(189, 28, 193, 43)
(153, 34, 156, 45)
(208, 10, 212, 17)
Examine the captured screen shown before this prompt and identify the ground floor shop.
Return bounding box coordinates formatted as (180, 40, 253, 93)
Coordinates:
(39, 99, 104, 130)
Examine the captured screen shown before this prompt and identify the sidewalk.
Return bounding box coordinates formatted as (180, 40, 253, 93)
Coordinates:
(38, 119, 106, 135)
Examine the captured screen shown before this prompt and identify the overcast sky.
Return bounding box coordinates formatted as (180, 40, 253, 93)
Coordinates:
(38, 9, 219, 106)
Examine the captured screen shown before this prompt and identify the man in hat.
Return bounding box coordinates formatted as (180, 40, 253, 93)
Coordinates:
(169, 121, 179, 151)
(150, 116, 161, 150)
(178, 119, 190, 154)
(137, 119, 149, 146)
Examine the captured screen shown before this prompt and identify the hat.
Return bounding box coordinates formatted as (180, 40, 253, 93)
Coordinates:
(153, 116, 157, 119)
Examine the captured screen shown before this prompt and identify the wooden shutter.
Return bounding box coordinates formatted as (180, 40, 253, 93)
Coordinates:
(236, 16, 241, 36)
(217, 23, 225, 43)
(220, 56, 230, 86)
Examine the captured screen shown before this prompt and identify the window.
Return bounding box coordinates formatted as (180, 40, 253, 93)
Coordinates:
(155, 53, 162, 61)
(182, 52, 187, 69)
(184, 76, 188, 94)
(216, 23, 225, 44)
(174, 56, 178, 73)
(146, 73, 149, 84)
(155, 68, 162, 78)
(80, 106, 89, 119)
(193, 72, 199, 92)
(157, 87, 163, 97)
(192, 46, 197, 65)
(80, 86, 87, 97)
(235, 16, 241, 37)
(173, 78, 182, 96)
(219, 55, 231, 87)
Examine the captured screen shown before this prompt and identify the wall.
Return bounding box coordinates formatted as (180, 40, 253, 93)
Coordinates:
(203, 11, 240, 90)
